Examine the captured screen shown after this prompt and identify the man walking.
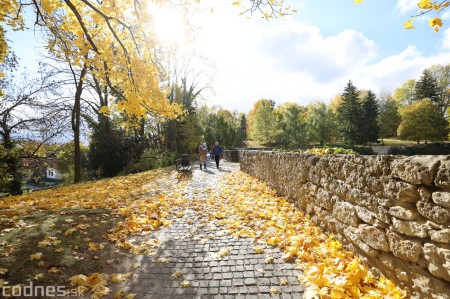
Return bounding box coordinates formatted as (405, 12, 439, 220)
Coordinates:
(212, 141, 223, 169)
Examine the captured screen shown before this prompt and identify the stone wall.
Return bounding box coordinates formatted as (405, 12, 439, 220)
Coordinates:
(223, 150, 240, 162)
(239, 150, 450, 298)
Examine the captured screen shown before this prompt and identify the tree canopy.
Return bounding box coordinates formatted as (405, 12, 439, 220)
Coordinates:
(397, 98, 448, 143)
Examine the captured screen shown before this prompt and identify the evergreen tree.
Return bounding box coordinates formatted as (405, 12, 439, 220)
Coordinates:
(415, 69, 440, 104)
(88, 118, 128, 177)
(338, 81, 362, 145)
(235, 113, 247, 147)
(360, 90, 379, 145)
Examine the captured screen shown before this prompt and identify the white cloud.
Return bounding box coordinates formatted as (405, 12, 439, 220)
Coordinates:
(396, 0, 417, 14)
(442, 28, 450, 49)
(353, 46, 450, 91)
(186, 1, 450, 112)
(442, 11, 450, 20)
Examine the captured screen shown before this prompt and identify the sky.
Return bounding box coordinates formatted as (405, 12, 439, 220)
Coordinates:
(5, 0, 450, 113)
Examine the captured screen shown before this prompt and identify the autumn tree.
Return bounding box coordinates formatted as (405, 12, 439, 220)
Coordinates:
(397, 99, 447, 143)
(305, 101, 336, 146)
(1, 0, 183, 182)
(393, 79, 416, 107)
(247, 99, 277, 145)
(273, 102, 306, 147)
(338, 81, 362, 145)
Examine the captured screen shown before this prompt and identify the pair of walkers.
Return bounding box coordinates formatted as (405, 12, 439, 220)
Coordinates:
(197, 141, 222, 170)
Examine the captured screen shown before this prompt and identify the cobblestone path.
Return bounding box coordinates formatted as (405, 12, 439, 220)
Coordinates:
(125, 159, 305, 298)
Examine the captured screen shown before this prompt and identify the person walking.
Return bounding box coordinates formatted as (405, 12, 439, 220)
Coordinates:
(209, 145, 214, 160)
(198, 142, 208, 170)
(212, 141, 223, 169)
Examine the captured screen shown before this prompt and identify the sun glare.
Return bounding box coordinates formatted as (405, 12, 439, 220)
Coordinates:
(150, 5, 187, 45)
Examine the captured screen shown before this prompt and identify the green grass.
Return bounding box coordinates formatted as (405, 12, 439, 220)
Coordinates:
(0, 209, 137, 297)
(377, 138, 418, 146)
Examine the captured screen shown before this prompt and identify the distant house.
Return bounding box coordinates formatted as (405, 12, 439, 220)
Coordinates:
(46, 167, 63, 180)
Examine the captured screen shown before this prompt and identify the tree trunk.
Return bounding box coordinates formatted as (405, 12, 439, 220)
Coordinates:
(72, 66, 87, 183)
(3, 132, 22, 195)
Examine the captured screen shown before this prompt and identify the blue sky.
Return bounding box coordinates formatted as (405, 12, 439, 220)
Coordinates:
(5, 0, 450, 113)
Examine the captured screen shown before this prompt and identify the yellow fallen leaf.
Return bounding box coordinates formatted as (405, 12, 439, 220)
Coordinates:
(34, 273, 44, 280)
(87, 273, 107, 287)
(132, 262, 141, 269)
(30, 252, 43, 260)
(106, 259, 115, 265)
(64, 228, 76, 236)
(124, 294, 136, 299)
(88, 242, 104, 251)
(110, 272, 132, 283)
(215, 248, 231, 259)
(114, 290, 125, 299)
(47, 267, 60, 273)
(55, 247, 64, 253)
(270, 287, 279, 294)
(214, 211, 225, 219)
(171, 270, 183, 278)
(176, 212, 185, 218)
(122, 242, 132, 250)
(254, 247, 265, 254)
(280, 277, 288, 286)
(156, 257, 171, 263)
(265, 256, 274, 263)
(37, 261, 45, 267)
(267, 236, 280, 246)
(181, 280, 191, 288)
(93, 286, 111, 298)
(76, 223, 90, 230)
(38, 240, 50, 247)
(0, 268, 7, 274)
(257, 268, 266, 275)
(69, 274, 88, 286)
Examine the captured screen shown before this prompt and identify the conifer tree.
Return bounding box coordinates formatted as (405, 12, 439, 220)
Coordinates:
(360, 90, 379, 145)
(415, 69, 440, 104)
(338, 81, 362, 145)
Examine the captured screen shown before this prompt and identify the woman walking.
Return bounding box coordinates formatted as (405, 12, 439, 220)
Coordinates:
(198, 143, 208, 170)
(212, 141, 223, 169)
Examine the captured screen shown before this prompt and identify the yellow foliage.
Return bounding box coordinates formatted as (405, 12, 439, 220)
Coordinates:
(429, 17, 443, 31)
(215, 171, 406, 298)
(404, 19, 415, 29)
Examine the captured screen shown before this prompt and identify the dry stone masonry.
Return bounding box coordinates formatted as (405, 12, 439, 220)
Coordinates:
(237, 150, 450, 299)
